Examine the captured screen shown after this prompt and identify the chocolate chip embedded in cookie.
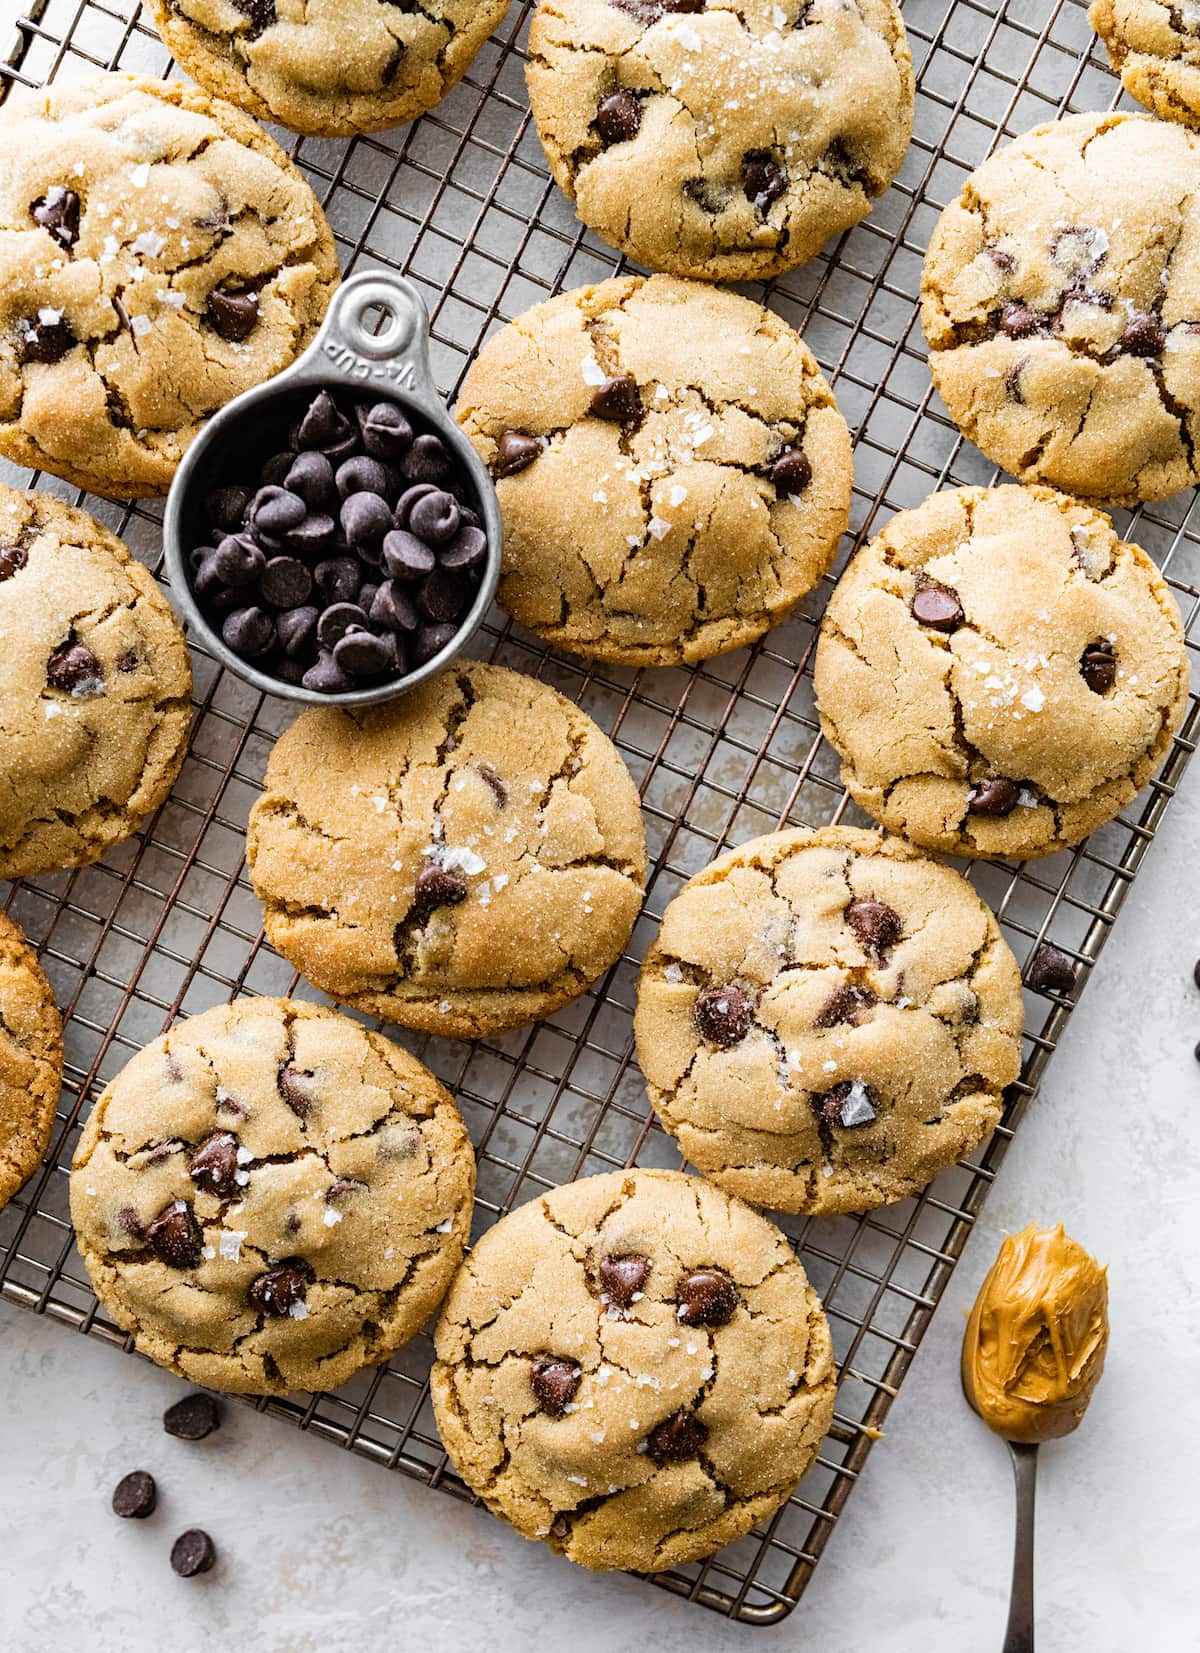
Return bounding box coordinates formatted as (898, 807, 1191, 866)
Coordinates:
(0, 73, 337, 497)
(634, 827, 1024, 1216)
(1090, 0, 1200, 133)
(430, 1169, 836, 1571)
(245, 661, 647, 1039)
(921, 112, 1200, 505)
(69, 998, 476, 1395)
(0, 912, 63, 1214)
(0, 485, 192, 880)
(814, 484, 1189, 859)
(526, 0, 913, 282)
(457, 275, 852, 666)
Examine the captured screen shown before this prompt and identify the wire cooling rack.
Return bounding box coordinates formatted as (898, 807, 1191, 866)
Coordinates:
(1, 0, 1197, 1626)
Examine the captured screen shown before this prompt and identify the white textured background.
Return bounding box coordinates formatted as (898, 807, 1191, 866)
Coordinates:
(3, 774, 1198, 1652)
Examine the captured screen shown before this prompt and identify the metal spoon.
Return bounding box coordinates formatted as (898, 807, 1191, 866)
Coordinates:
(961, 1370, 1038, 1653)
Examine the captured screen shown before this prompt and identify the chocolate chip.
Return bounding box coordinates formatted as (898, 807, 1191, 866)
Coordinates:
(814, 983, 877, 1028)
(0, 545, 28, 581)
(1004, 358, 1026, 403)
(261, 451, 296, 488)
(999, 303, 1043, 339)
(985, 244, 1015, 272)
(314, 556, 363, 606)
(479, 763, 507, 807)
(596, 90, 641, 144)
(302, 651, 353, 693)
(416, 565, 469, 623)
(1026, 943, 1076, 996)
(411, 622, 458, 665)
(440, 524, 488, 573)
(186, 1130, 240, 1200)
(327, 1177, 367, 1203)
(770, 447, 811, 496)
(589, 373, 641, 424)
(1119, 311, 1164, 357)
(911, 580, 964, 632)
(261, 556, 312, 609)
(358, 401, 413, 459)
(19, 311, 75, 363)
(370, 581, 419, 633)
(967, 777, 1021, 816)
(248, 1257, 313, 1316)
(207, 289, 259, 342)
(145, 1200, 204, 1269)
(213, 533, 265, 587)
(382, 530, 436, 581)
(278, 1063, 315, 1117)
(409, 490, 461, 545)
(598, 1252, 651, 1310)
(393, 483, 440, 529)
(316, 601, 370, 648)
(494, 430, 542, 477)
(817, 1079, 878, 1128)
(117, 1206, 144, 1238)
(336, 455, 395, 499)
(276, 605, 319, 655)
(32, 186, 80, 249)
(341, 491, 393, 557)
(334, 628, 392, 678)
(248, 485, 307, 539)
(284, 451, 336, 509)
(411, 863, 468, 918)
(296, 390, 352, 452)
(694, 984, 755, 1047)
(402, 433, 455, 484)
(530, 1357, 582, 1416)
(742, 150, 787, 207)
(222, 606, 275, 659)
(170, 1529, 217, 1578)
(845, 898, 901, 960)
(46, 639, 102, 695)
(112, 1471, 157, 1519)
(1080, 643, 1117, 693)
(163, 1392, 222, 1441)
(675, 1268, 737, 1327)
(645, 1409, 708, 1464)
(1193, 958, 1200, 992)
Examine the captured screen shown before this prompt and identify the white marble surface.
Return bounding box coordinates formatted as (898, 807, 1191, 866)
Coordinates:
(3, 777, 1199, 1652)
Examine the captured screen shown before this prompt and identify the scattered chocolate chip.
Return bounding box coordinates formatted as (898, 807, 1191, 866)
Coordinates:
(494, 429, 542, 477)
(32, 186, 81, 249)
(316, 601, 370, 650)
(278, 1063, 315, 1117)
(284, 450, 335, 509)
(19, 310, 75, 363)
(694, 983, 755, 1047)
(1118, 311, 1164, 357)
(1193, 958, 1200, 992)
(596, 89, 641, 145)
(1026, 943, 1076, 996)
(599, 1252, 651, 1309)
(814, 983, 878, 1028)
(530, 1357, 582, 1416)
(967, 777, 1021, 816)
(411, 863, 469, 918)
(145, 1200, 204, 1269)
(999, 302, 1042, 340)
(296, 390, 350, 451)
(112, 1470, 157, 1519)
(207, 289, 259, 342)
(170, 1529, 217, 1578)
(817, 1079, 878, 1128)
(46, 639, 103, 696)
(248, 1257, 313, 1316)
(249, 485, 307, 539)
(1004, 358, 1026, 404)
(675, 1268, 737, 1327)
(645, 1408, 708, 1464)
(589, 373, 641, 424)
(845, 898, 901, 959)
(770, 447, 812, 496)
(163, 1391, 222, 1441)
(911, 580, 964, 632)
(742, 150, 787, 207)
(0, 544, 28, 581)
(1080, 642, 1117, 694)
(188, 1131, 241, 1200)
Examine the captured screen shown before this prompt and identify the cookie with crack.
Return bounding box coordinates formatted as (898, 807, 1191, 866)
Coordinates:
(456, 276, 852, 666)
(246, 661, 647, 1038)
(921, 111, 1200, 505)
(1090, 0, 1200, 131)
(634, 828, 1024, 1215)
(431, 1168, 835, 1571)
(70, 997, 476, 1395)
(0, 73, 338, 498)
(813, 485, 1189, 859)
(526, 0, 913, 283)
(0, 913, 63, 1213)
(147, 0, 511, 138)
(0, 485, 192, 881)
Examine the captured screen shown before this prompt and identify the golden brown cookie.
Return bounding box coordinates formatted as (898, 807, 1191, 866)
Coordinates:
(246, 662, 647, 1038)
(431, 1169, 835, 1571)
(1091, 0, 1200, 131)
(70, 997, 476, 1395)
(456, 275, 852, 666)
(0, 912, 63, 1213)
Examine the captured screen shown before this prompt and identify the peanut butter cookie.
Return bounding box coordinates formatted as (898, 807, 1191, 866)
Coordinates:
(1091, 0, 1200, 131)
(0, 912, 63, 1213)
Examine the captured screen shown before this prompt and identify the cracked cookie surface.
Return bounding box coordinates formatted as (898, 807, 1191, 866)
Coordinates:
(430, 1168, 835, 1571)
(0, 485, 192, 880)
(246, 661, 648, 1038)
(0, 73, 338, 498)
(634, 828, 1023, 1215)
(921, 111, 1200, 505)
(70, 997, 476, 1395)
(148, 0, 511, 138)
(457, 276, 852, 666)
(814, 485, 1189, 859)
(1090, 0, 1200, 131)
(526, 0, 913, 282)
(0, 912, 63, 1212)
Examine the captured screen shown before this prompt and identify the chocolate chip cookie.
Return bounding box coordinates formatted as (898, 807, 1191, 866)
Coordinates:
(526, 0, 913, 282)
(1091, 0, 1200, 131)
(70, 998, 476, 1394)
(634, 827, 1023, 1215)
(147, 0, 511, 138)
(0, 73, 338, 498)
(456, 276, 852, 665)
(246, 661, 647, 1038)
(0, 485, 192, 881)
(431, 1168, 835, 1571)
(922, 111, 1200, 505)
(0, 912, 63, 1212)
(814, 485, 1189, 859)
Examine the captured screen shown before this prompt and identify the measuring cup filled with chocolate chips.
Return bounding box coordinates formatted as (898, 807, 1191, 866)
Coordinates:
(164, 272, 501, 704)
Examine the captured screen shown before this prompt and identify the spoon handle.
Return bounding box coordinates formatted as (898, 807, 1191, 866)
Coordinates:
(1003, 1441, 1039, 1653)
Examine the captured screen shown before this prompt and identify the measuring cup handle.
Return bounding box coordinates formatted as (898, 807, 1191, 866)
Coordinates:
(301, 271, 438, 401)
